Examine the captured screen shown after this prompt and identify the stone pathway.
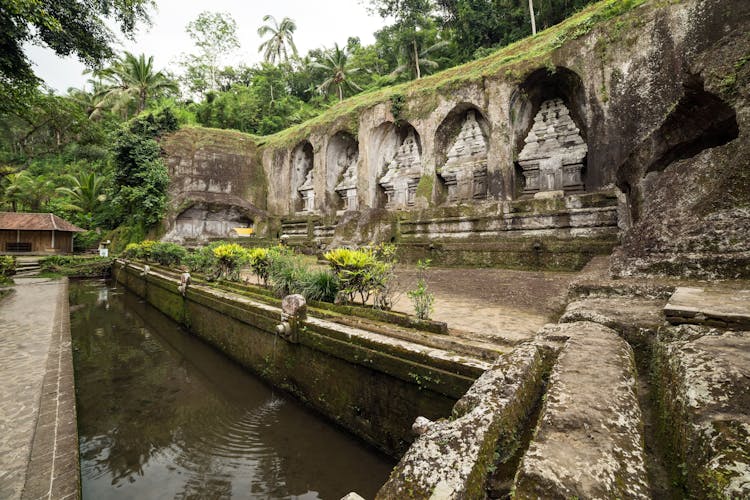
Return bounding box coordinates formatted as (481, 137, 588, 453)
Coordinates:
(0, 278, 78, 500)
(392, 267, 576, 345)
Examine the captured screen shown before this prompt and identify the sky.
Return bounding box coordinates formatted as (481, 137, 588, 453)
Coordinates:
(26, 0, 387, 94)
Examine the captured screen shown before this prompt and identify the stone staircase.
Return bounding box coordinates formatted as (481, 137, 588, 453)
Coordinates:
(13, 257, 41, 277)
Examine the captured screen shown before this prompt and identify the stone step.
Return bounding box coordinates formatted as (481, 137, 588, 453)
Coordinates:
(664, 287, 750, 330)
(513, 321, 650, 499)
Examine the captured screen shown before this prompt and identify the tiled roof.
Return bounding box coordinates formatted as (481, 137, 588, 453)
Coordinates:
(0, 212, 85, 232)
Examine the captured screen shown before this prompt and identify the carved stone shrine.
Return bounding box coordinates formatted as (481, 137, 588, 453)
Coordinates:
(379, 130, 423, 209)
(439, 111, 489, 203)
(335, 155, 359, 211)
(518, 99, 587, 196)
(298, 169, 315, 213)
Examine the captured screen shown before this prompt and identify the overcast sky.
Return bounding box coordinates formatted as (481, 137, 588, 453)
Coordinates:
(26, 0, 386, 93)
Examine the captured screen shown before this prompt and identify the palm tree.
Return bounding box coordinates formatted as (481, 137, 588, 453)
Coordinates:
(313, 44, 362, 101)
(93, 52, 178, 116)
(56, 172, 107, 216)
(391, 39, 449, 80)
(0, 171, 54, 212)
(257, 15, 299, 64)
(1, 172, 28, 212)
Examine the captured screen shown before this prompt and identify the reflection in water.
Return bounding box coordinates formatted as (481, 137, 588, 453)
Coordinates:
(70, 280, 394, 499)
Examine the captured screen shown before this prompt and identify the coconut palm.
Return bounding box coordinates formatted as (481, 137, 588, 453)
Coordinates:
(257, 15, 299, 64)
(391, 39, 449, 80)
(313, 44, 362, 101)
(56, 172, 107, 215)
(93, 52, 178, 116)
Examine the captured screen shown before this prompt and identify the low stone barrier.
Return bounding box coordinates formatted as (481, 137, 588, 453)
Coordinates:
(377, 343, 545, 499)
(513, 322, 650, 499)
(653, 326, 750, 498)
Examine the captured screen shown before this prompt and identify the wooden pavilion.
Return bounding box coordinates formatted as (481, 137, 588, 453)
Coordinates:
(0, 212, 84, 254)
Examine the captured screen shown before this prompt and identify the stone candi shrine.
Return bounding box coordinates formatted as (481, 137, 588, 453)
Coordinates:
(438, 111, 489, 202)
(379, 130, 423, 209)
(335, 147, 359, 212)
(518, 98, 587, 196)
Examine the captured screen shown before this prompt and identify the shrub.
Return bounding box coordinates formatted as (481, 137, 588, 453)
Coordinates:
(150, 242, 187, 267)
(301, 269, 340, 303)
(267, 253, 307, 297)
(0, 256, 16, 284)
(323, 245, 395, 306)
(247, 247, 272, 285)
(407, 259, 435, 320)
(212, 243, 248, 281)
(39, 256, 112, 278)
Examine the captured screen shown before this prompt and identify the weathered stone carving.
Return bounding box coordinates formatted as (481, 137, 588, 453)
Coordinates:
(379, 130, 423, 209)
(334, 148, 359, 211)
(518, 99, 587, 196)
(298, 169, 315, 213)
(293, 145, 314, 212)
(439, 111, 489, 202)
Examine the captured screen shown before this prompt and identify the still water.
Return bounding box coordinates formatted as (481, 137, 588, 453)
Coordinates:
(70, 280, 395, 499)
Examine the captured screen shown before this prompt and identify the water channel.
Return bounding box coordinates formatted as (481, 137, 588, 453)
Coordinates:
(69, 280, 395, 499)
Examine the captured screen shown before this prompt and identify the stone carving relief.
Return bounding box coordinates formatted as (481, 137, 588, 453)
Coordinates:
(293, 145, 314, 213)
(334, 147, 359, 211)
(379, 130, 423, 209)
(438, 111, 488, 202)
(298, 169, 315, 213)
(518, 98, 587, 196)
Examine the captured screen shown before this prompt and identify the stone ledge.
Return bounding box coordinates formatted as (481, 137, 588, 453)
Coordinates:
(653, 326, 750, 498)
(665, 287, 750, 330)
(376, 343, 545, 499)
(514, 322, 649, 499)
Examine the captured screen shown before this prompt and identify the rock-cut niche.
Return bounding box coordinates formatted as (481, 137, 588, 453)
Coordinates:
(168, 204, 254, 243)
(375, 123, 423, 209)
(326, 131, 359, 212)
(435, 106, 490, 203)
(291, 141, 314, 213)
(511, 67, 588, 197)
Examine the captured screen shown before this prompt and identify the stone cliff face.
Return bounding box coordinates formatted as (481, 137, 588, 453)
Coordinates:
(161, 0, 749, 277)
(161, 127, 268, 244)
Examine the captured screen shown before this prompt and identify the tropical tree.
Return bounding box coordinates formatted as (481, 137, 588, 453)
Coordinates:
(56, 172, 107, 215)
(313, 44, 362, 101)
(1, 171, 29, 211)
(391, 38, 449, 80)
(257, 15, 299, 64)
(181, 12, 240, 96)
(0, 171, 54, 212)
(93, 52, 178, 116)
(0, 0, 153, 114)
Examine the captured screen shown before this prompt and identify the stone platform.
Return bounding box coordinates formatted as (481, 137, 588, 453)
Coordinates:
(665, 287, 750, 330)
(0, 278, 79, 500)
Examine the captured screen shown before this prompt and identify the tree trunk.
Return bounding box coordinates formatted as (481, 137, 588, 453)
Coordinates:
(338, 84, 343, 101)
(529, 0, 537, 35)
(413, 40, 421, 79)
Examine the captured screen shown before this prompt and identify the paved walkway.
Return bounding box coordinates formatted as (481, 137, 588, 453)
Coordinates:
(0, 278, 78, 500)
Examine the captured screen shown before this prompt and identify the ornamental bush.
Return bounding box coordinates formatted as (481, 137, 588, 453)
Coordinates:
(149, 242, 187, 267)
(323, 245, 395, 306)
(0, 255, 16, 284)
(212, 243, 248, 280)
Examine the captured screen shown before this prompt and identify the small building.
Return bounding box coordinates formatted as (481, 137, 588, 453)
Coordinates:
(0, 212, 85, 254)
